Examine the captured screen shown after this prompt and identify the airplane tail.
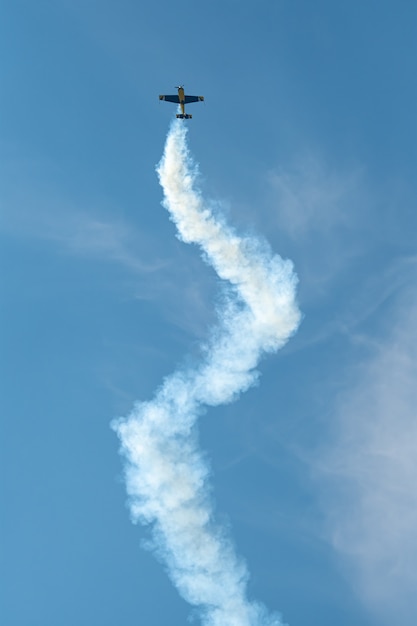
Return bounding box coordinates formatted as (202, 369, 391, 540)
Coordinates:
(176, 114, 192, 119)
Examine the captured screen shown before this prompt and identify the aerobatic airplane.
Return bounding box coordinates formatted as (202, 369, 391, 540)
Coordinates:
(159, 86, 204, 119)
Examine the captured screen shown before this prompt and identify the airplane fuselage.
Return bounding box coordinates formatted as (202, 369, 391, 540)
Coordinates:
(177, 86, 186, 116)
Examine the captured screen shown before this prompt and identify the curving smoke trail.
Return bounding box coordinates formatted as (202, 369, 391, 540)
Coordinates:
(112, 120, 301, 625)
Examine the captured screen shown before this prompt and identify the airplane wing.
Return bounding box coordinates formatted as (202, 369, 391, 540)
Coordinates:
(184, 95, 204, 104)
(159, 95, 180, 103)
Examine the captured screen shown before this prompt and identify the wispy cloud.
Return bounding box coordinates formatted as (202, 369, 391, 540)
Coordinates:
(315, 284, 417, 625)
(267, 153, 362, 240)
(265, 153, 371, 302)
(1, 158, 227, 346)
(0, 161, 162, 275)
(263, 150, 417, 368)
(1, 194, 162, 274)
(265, 152, 415, 299)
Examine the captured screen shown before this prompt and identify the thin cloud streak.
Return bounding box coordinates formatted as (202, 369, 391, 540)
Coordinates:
(316, 287, 417, 626)
(113, 120, 301, 625)
(1, 190, 164, 275)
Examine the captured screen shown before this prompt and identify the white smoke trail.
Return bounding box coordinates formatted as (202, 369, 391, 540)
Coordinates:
(112, 121, 301, 625)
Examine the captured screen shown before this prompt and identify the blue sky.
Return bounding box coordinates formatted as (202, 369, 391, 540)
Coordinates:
(1, 1, 416, 625)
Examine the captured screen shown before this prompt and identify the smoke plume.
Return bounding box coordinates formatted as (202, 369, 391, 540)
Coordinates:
(113, 120, 301, 625)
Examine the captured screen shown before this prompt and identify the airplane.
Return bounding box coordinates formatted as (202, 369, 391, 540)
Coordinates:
(159, 86, 204, 119)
